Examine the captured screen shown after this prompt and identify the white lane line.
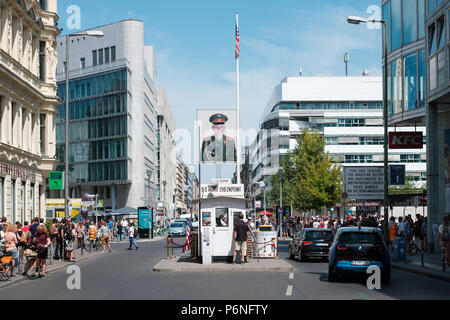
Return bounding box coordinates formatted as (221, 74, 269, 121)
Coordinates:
(289, 272, 294, 280)
(286, 285, 293, 296)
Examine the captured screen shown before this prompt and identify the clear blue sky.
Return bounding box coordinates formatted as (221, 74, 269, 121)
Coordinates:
(59, 0, 383, 182)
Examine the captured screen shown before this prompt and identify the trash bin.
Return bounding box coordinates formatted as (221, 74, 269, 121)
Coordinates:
(393, 237, 406, 262)
(191, 230, 199, 260)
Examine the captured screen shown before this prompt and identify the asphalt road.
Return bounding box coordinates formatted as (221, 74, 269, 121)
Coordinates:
(0, 239, 449, 300)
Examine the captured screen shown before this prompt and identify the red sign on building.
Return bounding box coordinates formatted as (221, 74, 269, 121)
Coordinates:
(389, 132, 423, 149)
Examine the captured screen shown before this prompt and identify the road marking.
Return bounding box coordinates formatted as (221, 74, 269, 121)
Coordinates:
(289, 272, 294, 280)
(286, 285, 293, 296)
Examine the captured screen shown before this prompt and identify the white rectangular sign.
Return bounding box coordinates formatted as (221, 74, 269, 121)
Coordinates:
(200, 184, 244, 198)
(344, 167, 384, 200)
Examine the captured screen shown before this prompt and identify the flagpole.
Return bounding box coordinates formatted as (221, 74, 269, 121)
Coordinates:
(236, 12, 241, 185)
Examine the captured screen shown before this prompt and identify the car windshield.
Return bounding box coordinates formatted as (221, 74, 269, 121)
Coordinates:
(339, 232, 382, 245)
(170, 223, 184, 228)
(305, 231, 333, 241)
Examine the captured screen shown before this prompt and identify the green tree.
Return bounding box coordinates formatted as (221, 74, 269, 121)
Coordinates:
(268, 130, 342, 213)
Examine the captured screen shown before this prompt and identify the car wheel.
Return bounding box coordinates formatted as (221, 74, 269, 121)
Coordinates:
(328, 265, 336, 282)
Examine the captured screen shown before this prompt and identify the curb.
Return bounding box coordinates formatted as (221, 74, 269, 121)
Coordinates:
(392, 263, 450, 284)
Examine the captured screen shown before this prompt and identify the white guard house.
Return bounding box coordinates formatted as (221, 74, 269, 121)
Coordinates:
(199, 183, 250, 264)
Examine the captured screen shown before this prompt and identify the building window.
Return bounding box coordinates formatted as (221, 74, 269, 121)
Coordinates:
(391, 0, 402, 51)
(428, 0, 436, 13)
(404, 52, 418, 110)
(39, 41, 46, 81)
(40, 113, 46, 155)
(98, 49, 103, 65)
(80, 57, 85, 69)
(418, 0, 425, 39)
(418, 50, 426, 107)
(402, 0, 417, 45)
(392, 58, 403, 114)
(92, 50, 97, 66)
(111, 46, 116, 62)
(105, 47, 110, 64)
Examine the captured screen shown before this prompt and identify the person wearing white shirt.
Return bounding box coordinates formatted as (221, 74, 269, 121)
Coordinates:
(128, 223, 139, 250)
(121, 218, 128, 240)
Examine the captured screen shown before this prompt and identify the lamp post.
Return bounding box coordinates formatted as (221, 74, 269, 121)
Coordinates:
(64, 30, 104, 218)
(279, 168, 284, 233)
(258, 181, 266, 223)
(347, 16, 389, 242)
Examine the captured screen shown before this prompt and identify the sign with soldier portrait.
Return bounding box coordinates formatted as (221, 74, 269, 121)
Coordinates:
(197, 110, 237, 163)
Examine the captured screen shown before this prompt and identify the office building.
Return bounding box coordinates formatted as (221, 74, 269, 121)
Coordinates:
(0, 0, 60, 223)
(55, 19, 158, 211)
(248, 76, 427, 205)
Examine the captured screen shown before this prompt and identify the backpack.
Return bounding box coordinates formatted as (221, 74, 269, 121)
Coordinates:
(442, 228, 450, 242)
(65, 229, 74, 241)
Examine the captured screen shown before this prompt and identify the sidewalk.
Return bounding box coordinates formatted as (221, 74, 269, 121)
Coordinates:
(391, 252, 450, 284)
(0, 236, 165, 289)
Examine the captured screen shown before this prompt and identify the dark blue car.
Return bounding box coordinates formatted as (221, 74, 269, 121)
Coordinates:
(328, 227, 391, 283)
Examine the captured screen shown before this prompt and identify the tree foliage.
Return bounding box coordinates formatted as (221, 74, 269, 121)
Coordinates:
(268, 130, 343, 213)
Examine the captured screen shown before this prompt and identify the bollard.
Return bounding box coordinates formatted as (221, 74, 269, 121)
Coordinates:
(49, 242, 53, 265)
(171, 236, 174, 258)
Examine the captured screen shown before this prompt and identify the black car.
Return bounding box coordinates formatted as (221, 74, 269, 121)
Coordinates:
(288, 228, 334, 262)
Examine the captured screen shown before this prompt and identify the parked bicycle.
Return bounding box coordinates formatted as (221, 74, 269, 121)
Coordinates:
(0, 244, 14, 281)
(23, 245, 42, 280)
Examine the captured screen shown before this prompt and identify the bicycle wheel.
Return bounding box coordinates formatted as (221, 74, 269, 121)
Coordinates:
(0, 264, 13, 281)
(24, 258, 39, 280)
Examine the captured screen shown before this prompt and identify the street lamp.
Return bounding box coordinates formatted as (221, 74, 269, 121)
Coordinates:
(258, 181, 266, 223)
(347, 15, 389, 242)
(64, 30, 104, 218)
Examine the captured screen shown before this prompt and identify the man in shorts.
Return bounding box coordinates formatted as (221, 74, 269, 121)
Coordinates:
(232, 213, 250, 265)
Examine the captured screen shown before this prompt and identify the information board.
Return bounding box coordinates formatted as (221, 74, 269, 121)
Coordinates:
(344, 167, 384, 200)
(49, 172, 63, 190)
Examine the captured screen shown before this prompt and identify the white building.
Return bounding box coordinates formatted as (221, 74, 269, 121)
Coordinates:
(55, 19, 159, 211)
(249, 76, 427, 197)
(0, 0, 60, 223)
(157, 88, 177, 218)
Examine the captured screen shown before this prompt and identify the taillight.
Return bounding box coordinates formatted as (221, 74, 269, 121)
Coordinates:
(303, 241, 313, 246)
(337, 244, 349, 250)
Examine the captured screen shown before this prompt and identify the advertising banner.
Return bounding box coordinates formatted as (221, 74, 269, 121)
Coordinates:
(197, 110, 237, 163)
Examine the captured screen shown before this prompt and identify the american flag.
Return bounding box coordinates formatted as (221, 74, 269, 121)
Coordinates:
(235, 22, 240, 59)
(182, 226, 191, 253)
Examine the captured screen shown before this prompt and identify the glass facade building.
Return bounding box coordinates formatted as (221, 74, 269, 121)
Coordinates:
(383, 0, 427, 124)
(55, 68, 131, 192)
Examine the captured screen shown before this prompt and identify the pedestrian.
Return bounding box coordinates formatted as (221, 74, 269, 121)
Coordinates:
(100, 222, 112, 253)
(117, 222, 123, 241)
(121, 218, 128, 240)
(57, 219, 68, 261)
(65, 223, 76, 262)
(33, 225, 50, 277)
(28, 217, 40, 242)
(108, 219, 114, 241)
(39, 218, 45, 226)
(22, 221, 29, 233)
(438, 216, 450, 266)
(282, 216, 288, 238)
(421, 217, 428, 252)
(1, 217, 7, 230)
(4, 224, 18, 268)
(49, 219, 59, 260)
(388, 217, 398, 251)
(128, 223, 139, 250)
(232, 213, 250, 264)
(76, 221, 86, 252)
(414, 214, 424, 251)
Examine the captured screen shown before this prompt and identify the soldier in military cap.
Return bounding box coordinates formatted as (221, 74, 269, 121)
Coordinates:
(202, 113, 237, 163)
